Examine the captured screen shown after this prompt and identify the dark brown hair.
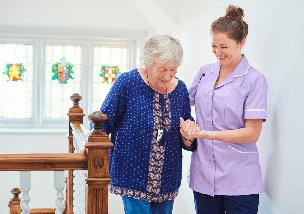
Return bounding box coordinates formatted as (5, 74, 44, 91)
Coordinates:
(211, 5, 248, 43)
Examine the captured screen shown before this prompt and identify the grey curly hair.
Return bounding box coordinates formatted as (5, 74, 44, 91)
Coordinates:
(143, 34, 183, 67)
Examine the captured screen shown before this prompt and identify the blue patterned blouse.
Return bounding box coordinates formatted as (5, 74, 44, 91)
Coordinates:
(101, 69, 192, 202)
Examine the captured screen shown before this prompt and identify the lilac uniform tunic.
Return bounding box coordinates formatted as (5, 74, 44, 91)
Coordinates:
(188, 55, 268, 196)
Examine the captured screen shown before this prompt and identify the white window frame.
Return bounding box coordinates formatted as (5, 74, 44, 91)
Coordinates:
(0, 33, 139, 133)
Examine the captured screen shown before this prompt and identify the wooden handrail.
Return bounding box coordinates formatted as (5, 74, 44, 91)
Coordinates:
(0, 153, 87, 171)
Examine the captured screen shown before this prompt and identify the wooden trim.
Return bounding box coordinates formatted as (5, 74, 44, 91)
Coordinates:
(0, 153, 87, 171)
(30, 208, 56, 214)
(85, 111, 113, 214)
(67, 94, 85, 214)
(8, 189, 21, 214)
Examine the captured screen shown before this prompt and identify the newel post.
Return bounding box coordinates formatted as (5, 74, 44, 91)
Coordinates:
(85, 111, 113, 214)
(66, 93, 85, 214)
(68, 93, 85, 152)
(8, 188, 21, 214)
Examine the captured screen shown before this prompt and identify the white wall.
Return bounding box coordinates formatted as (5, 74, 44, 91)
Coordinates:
(1, 0, 304, 213)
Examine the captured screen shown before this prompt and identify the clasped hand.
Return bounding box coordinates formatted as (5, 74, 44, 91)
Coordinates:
(180, 117, 201, 140)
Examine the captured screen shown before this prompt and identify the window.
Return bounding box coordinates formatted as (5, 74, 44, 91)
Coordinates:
(44, 45, 82, 119)
(0, 36, 137, 131)
(0, 43, 34, 120)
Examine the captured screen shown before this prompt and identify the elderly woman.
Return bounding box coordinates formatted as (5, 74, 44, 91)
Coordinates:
(100, 34, 193, 214)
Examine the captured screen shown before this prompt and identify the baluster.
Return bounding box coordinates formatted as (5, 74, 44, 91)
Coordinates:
(54, 171, 65, 214)
(20, 171, 31, 214)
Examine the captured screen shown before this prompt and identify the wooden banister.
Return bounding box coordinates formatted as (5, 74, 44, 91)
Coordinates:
(4, 93, 113, 214)
(0, 153, 87, 171)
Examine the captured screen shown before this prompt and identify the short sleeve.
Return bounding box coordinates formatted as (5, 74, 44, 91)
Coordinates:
(188, 65, 211, 106)
(244, 74, 268, 121)
(100, 73, 128, 134)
